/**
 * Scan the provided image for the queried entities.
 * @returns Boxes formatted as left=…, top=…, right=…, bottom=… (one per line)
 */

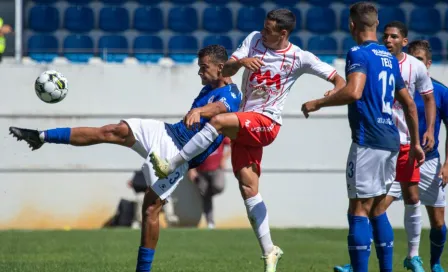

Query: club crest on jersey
left=208, top=95, right=215, bottom=103
left=282, top=63, right=291, bottom=71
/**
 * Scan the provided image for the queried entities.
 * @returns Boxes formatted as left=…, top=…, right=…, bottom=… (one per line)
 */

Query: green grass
left=0, top=228, right=445, bottom=271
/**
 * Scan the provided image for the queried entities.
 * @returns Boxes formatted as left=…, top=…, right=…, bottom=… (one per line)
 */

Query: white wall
left=1, top=60, right=448, bottom=229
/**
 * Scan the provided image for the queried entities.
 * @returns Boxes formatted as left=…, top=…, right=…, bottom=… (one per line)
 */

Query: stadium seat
left=28, top=34, right=58, bottom=62
left=307, top=35, right=337, bottom=63
left=409, top=7, right=441, bottom=34
left=203, top=35, right=233, bottom=54
left=133, top=6, right=164, bottom=33
left=66, top=0, right=91, bottom=4
left=203, top=6, right=233, bottom=33
left=204, top=0, right=230, bottom=4
left=289, top=36, right=303, bottom=48
left=342, top=0, right=359, bottom=4
left=133, top=35, right=164, bottom=63
left=341, top=36, right=357, bottom=56
left=29, top=5, right=59, bottom=33
left=101, top=0, right=126, bottom=5
left=340, top=8, right=349, bottom=32
left=239, top=0, right=259, bottom=6
left=137, top=0, right=162, bottom=5
left=168, top=35, right=198, bottom=63
left=445, top=9, right=448, bottom=31
left=237, top=7, right=266, bottom=32
left=99, top=7, right=129, bottom=32
left=98, top=35, right=128, bottom=63
left=63, top=34, right=94, bottom=63
left=168, top=6, right=198, bottom=33
left=375, top=0, right=402, bottom=5
left=64, top=6, right=94, bottom=33
left=410, top=0, right=437, bottom=6
left=378, top=7, right=405, bottom=32
left=308, top=0, right=333, bottom=6
left=32, top=0, right=57, bottom=4
left=275, top=0, right=298, bottom=6
left=170, top=0, right=195, bottom=4
left=306, top=7, right=335, bottom=34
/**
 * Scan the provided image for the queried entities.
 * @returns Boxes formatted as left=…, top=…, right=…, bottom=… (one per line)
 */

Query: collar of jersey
left=361, top=40, right=379, bottom=46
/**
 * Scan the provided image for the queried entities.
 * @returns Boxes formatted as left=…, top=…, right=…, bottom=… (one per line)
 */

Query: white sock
left=244, top=193, right=274, bottom=255
left=39, top=131, right=45, bottom=142
left=404, top=201, right=422, bottom=258
left=169, top=123, right=219, bottom=171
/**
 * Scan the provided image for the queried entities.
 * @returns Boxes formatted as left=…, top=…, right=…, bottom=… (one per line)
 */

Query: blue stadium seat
left=32, top=0, right=57, bottom=4
left=289, top=36, right=303, bottom=48
left=203, top=6, right=233, bottom=33
left=239, top=0, right=259, bottom=6
left=137, top=0, right=162, bottom=5
left=101, top=0, right=126, bottom=5
left=168, top=35, right=198, bottom=63
left=63, top=34, right=94, bottom=63
left=133, top=35, right=164, bottom=63
left=28, top=34, right=58, bottom=62
left=168, top=6, right=198, bottom=33
left=410, top=0, right=437, bottom=6
left=445, top=9, right=448, bottom=31
left=342, top=0, right=359, bottom=4
left=99, top=7, right=129, bottom=32
left=29, top=5, right=59, bottom=33
left=378, top=8, right=405, bottom=32
left=306, top=7, right=335, bottom=34
left=341, top=36, right=357, bottom=56
left=64, top=6, right=94, bottom=33
left=204, top=0, right=230, bottom=4
left=134, top=6, right=163, bottom=33
left=170, top=0, right=195, bottom=3
left=376, top=0, right=402, bottom=5
left=67, top=0, right=91, bottom=4
left=340, top=8, right=349, bottom=32
left=307, top=35, right=337, bottom=63
left=237, top=7, right=265, bottom=32
left=275, top=0, right=297, bottom=5
left=409, top=7, right=441, bottom=34
left=98, top=35, right=128, bottom=62
left=203, top=35, right=233, bottom=54
left=308, top=0, right=333, bottom=6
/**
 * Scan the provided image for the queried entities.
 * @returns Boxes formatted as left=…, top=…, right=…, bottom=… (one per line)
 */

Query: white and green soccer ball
left=34, top=70, right=68, bottom=103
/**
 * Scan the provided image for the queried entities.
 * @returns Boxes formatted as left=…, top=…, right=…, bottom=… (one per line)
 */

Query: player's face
left=197, top=55, right=223, bottom=85
left=410, top=49, right=432, bottom=69
left=261, top=19, right=286, bottom=49
left=383, top=27, right=408, bottom=56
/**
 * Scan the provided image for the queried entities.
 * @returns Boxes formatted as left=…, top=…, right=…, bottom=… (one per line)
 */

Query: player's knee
left=404, top=194, right=420, bottom=205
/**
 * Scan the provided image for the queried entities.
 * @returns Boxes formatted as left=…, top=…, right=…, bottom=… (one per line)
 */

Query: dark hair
left=349, top=2, right=378, bottom=30
left=408, top=40, right=432, bottom=60
left=384, top=21, right=408, bottom=38
left=266, top=9, right=296, bottom=34
left=197, top=44, right=228, bottom=63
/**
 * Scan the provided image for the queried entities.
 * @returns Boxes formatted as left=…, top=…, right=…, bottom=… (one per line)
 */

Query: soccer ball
left=34, top=70, right=68, bottom=103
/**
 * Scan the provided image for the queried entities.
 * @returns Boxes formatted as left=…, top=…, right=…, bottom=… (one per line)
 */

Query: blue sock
left=347, top=214, right=371, bottom=272
left=371, top=213, right=394, bottom=272
left=430, top=224, right=446, bottom=266
left=136, top=246, right=155, bottom=272
left=44, top=128, right=71, bottom=144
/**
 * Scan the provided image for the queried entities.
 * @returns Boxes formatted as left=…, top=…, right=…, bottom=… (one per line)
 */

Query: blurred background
left=0, top=0, right=448, bottom=231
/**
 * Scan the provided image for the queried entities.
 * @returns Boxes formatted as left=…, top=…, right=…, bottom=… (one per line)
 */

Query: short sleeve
left=345, top=47, right=367, bottom=76
left=231, top=31, right=258, bottom=61
left=301, top=50, right=337, bottom=80
left=213, top=84, right=242, bottom=113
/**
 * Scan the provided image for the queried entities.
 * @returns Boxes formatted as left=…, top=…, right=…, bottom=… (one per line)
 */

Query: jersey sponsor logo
left=351, top=46, right=360, bottom=52
left=245, top=119, right=251, bottom=128
left=250, top=69, right=281, bottom=90
left=250, top=122, right=275, bottom=133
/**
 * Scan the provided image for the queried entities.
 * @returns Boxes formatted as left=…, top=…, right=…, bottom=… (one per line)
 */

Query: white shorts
left=123, top=118, right=189, bottom=200
left=387, top=157, right=446, bottom=207
left=346, top=143, right=398, bottom=199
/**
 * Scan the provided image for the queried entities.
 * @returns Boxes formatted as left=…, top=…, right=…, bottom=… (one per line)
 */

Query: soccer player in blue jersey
left=302, top=2, right=424, bottom=272
left=8, top=45, right=242, bottom=272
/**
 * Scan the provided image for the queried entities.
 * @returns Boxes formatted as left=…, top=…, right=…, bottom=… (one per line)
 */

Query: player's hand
left=422, top=131, right=435, bottom=153
left=239, top=57, right=265, bottom=72
left=301, top=100, right=321, bottom=118
left=187, top=169, right=198, bottom=182
left=184, top=109, right=202, bottom=130
left=438, top=162, right=448, bottom=188
left=409, top=144, right=425, bottom=168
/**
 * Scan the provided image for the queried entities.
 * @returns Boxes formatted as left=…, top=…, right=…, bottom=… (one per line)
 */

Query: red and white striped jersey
left=231, top=31, right=337, bottom=125
left=392, top=53, right=433, bottom=144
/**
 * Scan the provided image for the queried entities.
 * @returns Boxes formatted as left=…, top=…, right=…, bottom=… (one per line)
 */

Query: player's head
left=408, top=40, right=432, bottom=69
left=261, top=9, right=296, bottom=49
left=348, top=2, right=379, bottom=41
left=383, top=21, right=408, bottom=56
left=197, top=44, right=228, bottom=86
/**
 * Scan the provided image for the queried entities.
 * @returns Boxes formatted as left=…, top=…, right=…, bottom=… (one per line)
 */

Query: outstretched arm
left=324, top=74, right=347, bottom=96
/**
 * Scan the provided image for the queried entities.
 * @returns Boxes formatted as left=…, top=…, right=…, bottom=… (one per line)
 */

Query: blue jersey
left=166, top=83, right=242, bottom=169
left=415, top=78, right=448, bottom=160
left=345, top=41, right=405, bottom=151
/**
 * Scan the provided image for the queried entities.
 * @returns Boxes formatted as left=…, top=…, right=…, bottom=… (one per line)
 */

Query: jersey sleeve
left=301, top=51, right=337, bottom=80
left=213, top=84, right=242, bottom=113
left=416, top=61, right=433, bottom=95
left=345, top=47, right=367, bottom=76
left=231, top=31, right=258, bottom=61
